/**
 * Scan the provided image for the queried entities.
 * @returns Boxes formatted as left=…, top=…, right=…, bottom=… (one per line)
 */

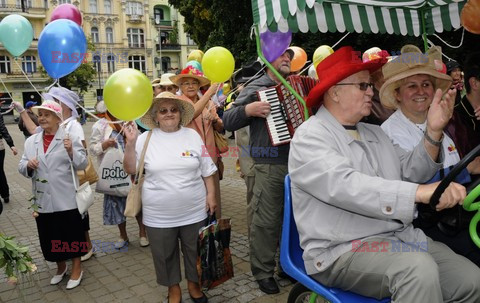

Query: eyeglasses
left=180, top=81, right=199, bottom=87
left=160, top=86, right=177, bottom=92
left=335, top=82, right=374, bottom=91
left=157, top=107, right=179, bottom=115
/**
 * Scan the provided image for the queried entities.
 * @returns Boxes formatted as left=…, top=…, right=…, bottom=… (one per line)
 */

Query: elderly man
left=223, top=48, right=293, bottom=294
left=289, top=46, right=480, bottom=302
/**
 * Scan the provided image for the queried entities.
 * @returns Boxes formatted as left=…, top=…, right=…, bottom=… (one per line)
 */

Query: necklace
left=460, top=99, right=475, bottom=118
left=43, top=134, right=54, bottom=150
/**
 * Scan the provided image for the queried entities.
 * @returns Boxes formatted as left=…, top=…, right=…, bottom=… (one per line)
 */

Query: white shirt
left=381, top=110, right=460, bottom=168
left=135, top=127, right=217, bottom=228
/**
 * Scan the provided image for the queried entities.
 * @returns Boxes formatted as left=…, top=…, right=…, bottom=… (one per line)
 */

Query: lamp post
left=158, top=25, right=162, bottom=76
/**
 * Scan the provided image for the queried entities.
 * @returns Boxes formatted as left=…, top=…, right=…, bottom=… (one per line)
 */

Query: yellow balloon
left=188, top=50, right=203, bottom=63
left=104, top=68, right=153, bottom=121
left=313, top=45, right=334, bottom=68
left=223, top=83, right=231, bottom=95
left=202, top=47, right=235, bottom=83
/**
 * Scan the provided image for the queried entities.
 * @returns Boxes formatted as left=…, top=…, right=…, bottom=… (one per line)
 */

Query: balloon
left=0, top=15, right=33, bottom=57
left=202, top=47, right=235, bottom=83
left=186, top=60, right=202, bottom=72
left=308, top=65, right=318, bottom=79
left=104, top=68, right=153, bottom=121
left=50, top=3, right=82, bottom=26
left=38, top=19, right=87, bottom=79
left=290, top=46, right=307, bottom=72
left=461, top=0, right=480, bottom=34
left=313, top=45, right=334, bottom=68
left=223, top=83, right=231, bottom=95
left=187, top=50, right=204, bottom=62
left=260, top=29, right=292, bottom=62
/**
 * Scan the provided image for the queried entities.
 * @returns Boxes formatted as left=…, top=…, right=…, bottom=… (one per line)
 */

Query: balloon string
left=113, top=123, right=126, bottom=141
left=0, top=76, right=16, bottom=116
left=228, top=65, right=266, bottom=96
left=13, top=58, right=43, bottom=97
left=297, top=60, right=312, bottom=76
left=45, top=79, right=58, bottom=92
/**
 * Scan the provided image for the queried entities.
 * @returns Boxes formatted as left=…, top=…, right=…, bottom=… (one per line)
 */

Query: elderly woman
left=170, top=66, right=223, bottom=217
left=90, top=101, right=148, bottom=248
left=124, top=92, right=217, bottom=303
left=380, top=45, right=480, bottom=265
left=19, top=100, right=88, bottom=289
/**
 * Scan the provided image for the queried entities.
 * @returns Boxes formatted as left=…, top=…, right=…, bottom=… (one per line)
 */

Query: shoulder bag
left=124, top=131, right=152, bottom=217
left=71, top=161, right=95, bottom=215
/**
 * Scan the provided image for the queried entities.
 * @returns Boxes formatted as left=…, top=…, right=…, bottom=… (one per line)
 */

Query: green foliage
left=0, top=234, right=36, bottom=285
left=169, top=20, right=179, bottom=44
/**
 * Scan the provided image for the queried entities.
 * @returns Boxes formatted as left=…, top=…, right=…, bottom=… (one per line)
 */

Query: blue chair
left=280, top=175, right=391, bottom=303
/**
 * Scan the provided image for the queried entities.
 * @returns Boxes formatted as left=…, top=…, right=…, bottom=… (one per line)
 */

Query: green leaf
left=0, top=258, right=6, bottom=268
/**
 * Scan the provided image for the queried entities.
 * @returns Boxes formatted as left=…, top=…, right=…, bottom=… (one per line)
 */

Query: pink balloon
left=50, top=4, right=82, bottom=26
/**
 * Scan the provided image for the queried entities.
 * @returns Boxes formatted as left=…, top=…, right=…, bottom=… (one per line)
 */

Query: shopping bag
left=77, top=155, right=99, bottom=185
left=197, top=215, right=234, bottom=290
left=95, top=148, right=131, bottom=197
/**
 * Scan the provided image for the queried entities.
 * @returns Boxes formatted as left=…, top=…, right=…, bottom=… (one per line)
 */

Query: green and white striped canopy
left=252, top=0, right=466, bottom=36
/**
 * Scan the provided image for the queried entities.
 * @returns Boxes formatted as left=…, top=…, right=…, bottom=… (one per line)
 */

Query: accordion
left=256, top=75, right=318, bottom=146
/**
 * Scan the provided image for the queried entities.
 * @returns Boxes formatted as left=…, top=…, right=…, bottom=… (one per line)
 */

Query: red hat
left=306, top=46, right=388, bottom=108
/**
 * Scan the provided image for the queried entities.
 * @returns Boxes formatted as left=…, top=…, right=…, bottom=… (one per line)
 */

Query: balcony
left=128, top=14, right=143, bottom=23
left=0, top=4, right=47, bottom=18
left=156, top=44, right=180, bottom=51
left=154, top=19, right=172, bottom=28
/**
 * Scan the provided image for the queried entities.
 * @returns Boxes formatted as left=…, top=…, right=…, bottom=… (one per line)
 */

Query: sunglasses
left=157, top=107, right=179, bottom=115
left=180, top=81, right=199, bottom=87
left=335, top=82, right=374, bottom=91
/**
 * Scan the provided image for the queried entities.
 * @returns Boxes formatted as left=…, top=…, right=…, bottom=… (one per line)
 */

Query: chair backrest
left=280, top=175, right=390, bottom=303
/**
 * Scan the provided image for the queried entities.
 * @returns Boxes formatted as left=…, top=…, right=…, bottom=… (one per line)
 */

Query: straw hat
left=140, top=92, right=195, bottom=129
left=379, top=45, right=452, bottom=110
left=170, top=66, right=210, bottom=87
left=151, top=78, right=161, bottom=87
left=31, top=100, right=62, bottom=120
left=306, top=46, right=388, bottom=108
left=159, top=73, right=177, bottom=86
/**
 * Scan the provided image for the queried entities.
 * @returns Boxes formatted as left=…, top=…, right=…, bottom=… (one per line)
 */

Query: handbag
left=71, top=162, right=94, bottom=215
left=77, top=155, right=99, bottom=185
left=95, top=148, right=131, bottom=197
left=213, top=130, right=229, bottom=154
left=197, top=214, right=234, bottom=290
left=124, top=131, right=152, bottom=217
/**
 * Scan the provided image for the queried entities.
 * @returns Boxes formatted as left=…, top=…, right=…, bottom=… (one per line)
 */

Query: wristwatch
left=424, top=130, right=443, bottom=147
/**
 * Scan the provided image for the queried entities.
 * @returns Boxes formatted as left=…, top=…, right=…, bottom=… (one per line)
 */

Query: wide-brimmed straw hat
left=170, top=66, right=210, bottom=87
left=151, top=78, right=161, bottom=87
left=379, top=45, right=452, bottom=110
left=159, top=73, right=177, bottom=86
left=306, top=46, right=388, bottom=108
left=31, top=100, right=62, bottom=120
left=140, top=92, right=195, bottom=129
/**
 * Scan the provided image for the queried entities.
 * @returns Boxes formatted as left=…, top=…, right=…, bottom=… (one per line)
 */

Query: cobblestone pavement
left=0, top=122, right=295, bottom=302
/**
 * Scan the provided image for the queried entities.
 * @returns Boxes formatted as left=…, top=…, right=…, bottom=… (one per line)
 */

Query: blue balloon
left=186, top=60, right=202, bottom=72
left=38, top=19, right=87, bottom=79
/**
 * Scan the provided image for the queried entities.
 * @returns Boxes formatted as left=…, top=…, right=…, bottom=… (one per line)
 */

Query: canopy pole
left=421, top=9, right=428, bottom=52
left=254, top=25, right=309, bottom=119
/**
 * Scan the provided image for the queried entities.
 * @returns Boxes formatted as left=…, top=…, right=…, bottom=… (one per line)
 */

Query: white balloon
left=308, top=65, right=317, bottom=79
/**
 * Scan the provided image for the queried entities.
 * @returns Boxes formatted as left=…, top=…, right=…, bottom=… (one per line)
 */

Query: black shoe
left=3, top=197, right=8, bottom=204
left=277, top=271, right=297, bottom=284
left=189, top=292, right=208, bottom=303
left=257, top=277, right=280, bottom=294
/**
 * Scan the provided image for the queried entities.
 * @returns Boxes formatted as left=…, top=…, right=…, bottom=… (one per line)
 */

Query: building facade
left=0, top=0, right=196, bottom=118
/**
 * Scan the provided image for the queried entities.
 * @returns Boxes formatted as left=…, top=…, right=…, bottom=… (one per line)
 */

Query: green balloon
left=0, top=14, right=34, bottom=57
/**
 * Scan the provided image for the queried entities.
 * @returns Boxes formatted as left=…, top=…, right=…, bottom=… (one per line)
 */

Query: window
left=107, top=55, right=115, bottom=73
left=126, top=1, right=143, bottom=15
left=21, top=55, right=36, bottom=73
left=104, top=0, right=111, bottom=13
left=16, top=0, right=32, bottom=8
left=93, top=55, right=101, bottom=72
left=186, top=34, right=196, bottom=46
left=91, top=27, right=99, bottom=43
left=0, top=0, right=6, bottom=7
left=127, top=28, right=144, bottom=48
left=161, top=57, right=170, bottom=74
left=58, top=0, right=71, bottom=4
left=106, top=27, right=113, bottom=43
left=89, top=0, right=97, bottom=13
left=128, top=55, right=145, bottom=73
left=154, top=7, right=164, bottom=24
left=0, top=56, right=10, bottom=74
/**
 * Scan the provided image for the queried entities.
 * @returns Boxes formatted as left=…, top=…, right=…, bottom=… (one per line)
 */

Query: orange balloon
left=461, top=0, right=480, bottom=34
left=290, top=46, right=307, bottom=72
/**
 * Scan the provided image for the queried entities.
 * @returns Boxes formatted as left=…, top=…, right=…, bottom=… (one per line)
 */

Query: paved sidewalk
left=0, top=122, right=295, bottom=303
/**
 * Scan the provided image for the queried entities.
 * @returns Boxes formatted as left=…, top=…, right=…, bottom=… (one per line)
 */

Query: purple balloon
left=260, top=30, right=292, bottom=62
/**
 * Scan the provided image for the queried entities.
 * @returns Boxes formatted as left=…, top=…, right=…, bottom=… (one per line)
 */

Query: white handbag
left=71, top=162, right=94, bottom=214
